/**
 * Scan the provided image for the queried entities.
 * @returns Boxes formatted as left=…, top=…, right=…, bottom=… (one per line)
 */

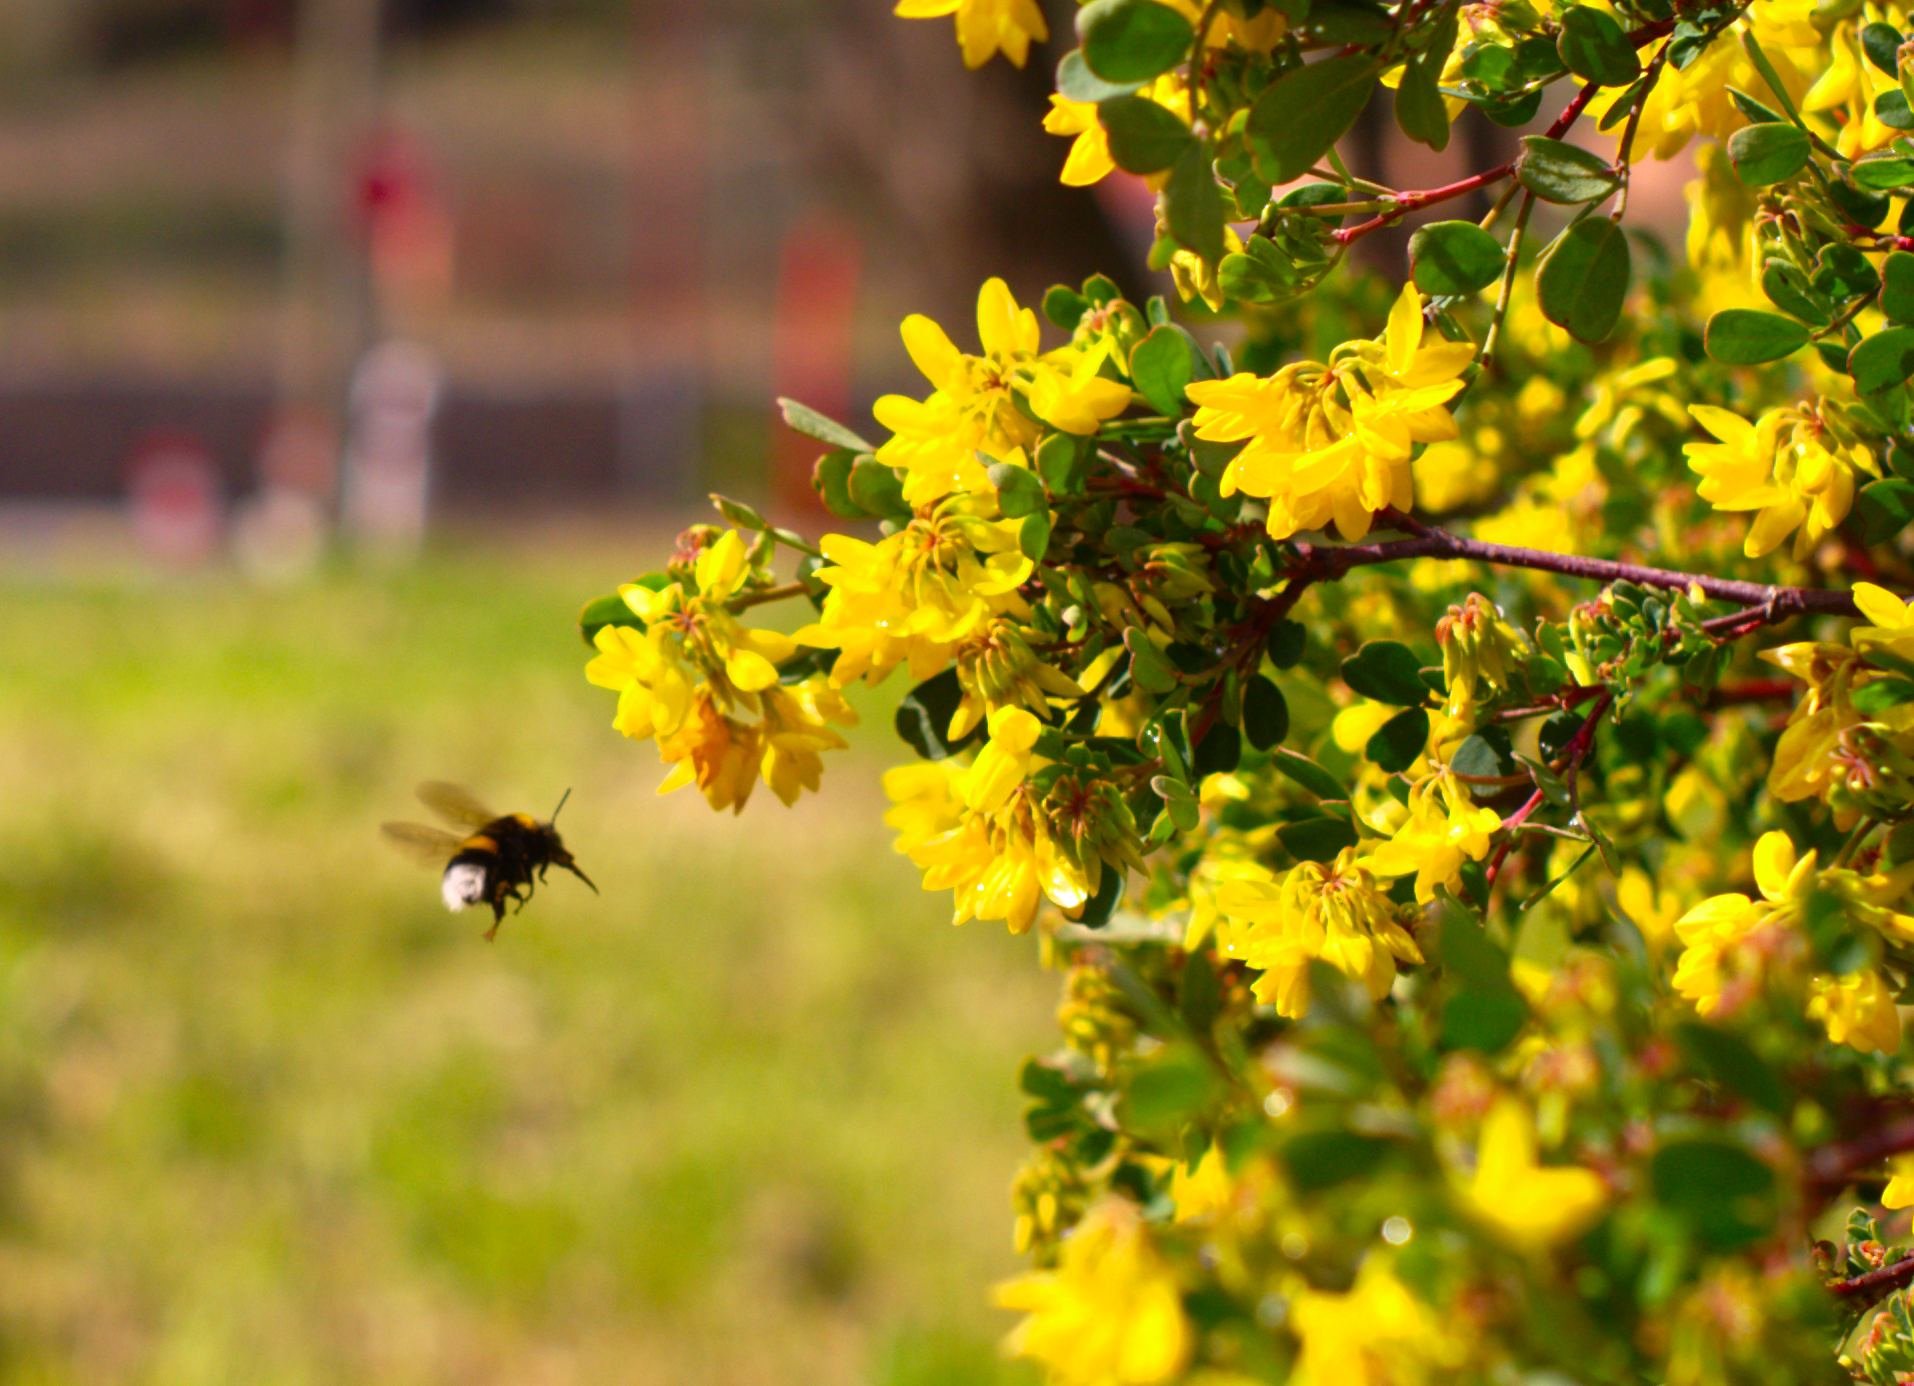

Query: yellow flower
left=1852, top=581, right=1914, bottom=661
left=895, top=0, right=1048, bottom=68
left=1436, top=592, right=1527, bottom=724
left=795, top=499, right=1034, bottom=686
left=1460, top=1097, right=1608, bottom=1250
left=1615, top=867, right=1684, bottom=952
left=1169, top=1145, right=1239, bottom=1225
left=875, top=279, right=1130, bottom=504
left=995, top=1201, right=1190, bottom=1386
left=1672, top=831, right=1809, bottom=1017
left=584, top=529, right=849, bottom=810
left=1290, top=1257, right=1463, bottom=1385
left=1363, top=771, right=1502, bottom=903
left=1807, top=968, right=1903, bottom=1054
left=1042, top=96, right=1114, bottom=187
left=965, top=705, right=1044, bottom=813
left=1683, top=402, right=1871, bottom=560
left=1214, top=847, right=1422, bottom=1016
left=1185, top=283, right=1473, bottom=540
left=1884, top=1155, right=1914, bottom=1210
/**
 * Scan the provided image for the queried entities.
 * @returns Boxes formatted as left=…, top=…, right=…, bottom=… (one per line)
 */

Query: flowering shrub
left=580, top=0, right=1914, bottom=1377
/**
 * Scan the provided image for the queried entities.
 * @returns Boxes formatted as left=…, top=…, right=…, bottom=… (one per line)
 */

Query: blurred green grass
left=0, top=540, right=1047, bottom=1386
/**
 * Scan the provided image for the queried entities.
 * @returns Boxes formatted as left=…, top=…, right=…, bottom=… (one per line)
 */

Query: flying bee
left=382, top=782, right=596, bottom=939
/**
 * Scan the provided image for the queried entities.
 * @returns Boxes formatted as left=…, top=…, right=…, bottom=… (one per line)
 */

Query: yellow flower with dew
left=1460, top=1097, right=1608, bottom=1250
left=1363, top=771, right=1502, bottom=903
left=1215, top=848, right=1422, bottom=1017
left=874, top=279, right=1129, bottom=503
left=894, top=0, right=1047, bottom=69
left=1289, top=1256, right=1464, bottom=1385
left=995, top=1200, right=1190, bottom=1386
left=1185, top=282, right=1473, bottom=540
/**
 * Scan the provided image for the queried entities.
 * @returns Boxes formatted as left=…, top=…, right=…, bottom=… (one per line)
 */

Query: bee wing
left=382, top=820, right=465, bottom=866
left=415, top=781, right=498, bottom=829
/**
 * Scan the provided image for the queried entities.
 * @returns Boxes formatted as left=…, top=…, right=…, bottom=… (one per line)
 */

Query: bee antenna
left=550, top=786, right=573, bottom=823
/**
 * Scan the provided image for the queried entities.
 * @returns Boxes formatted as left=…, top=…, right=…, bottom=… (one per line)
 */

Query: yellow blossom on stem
left=1884, top=1155, right=1914, bottom=1210
left=894, top=0, right=1048, bottom=69
left=1852, top=582, right=1914, bottom=661
left=1289, top=1257, right=1464, bottom=1385
left=1363, top=771, right=1502, bottom=903
left=1460, top=1097, right=1608, bottom=1250
left=1214, top=847, right=1421, bottom=1016
left=874, top=279, right=1129, bottom=504
left=1185, top=282, right=1473, bottom=540
left=995, top=1200, right=1190, bottom=1386
left=1683, top=402, right=1871, bottom=560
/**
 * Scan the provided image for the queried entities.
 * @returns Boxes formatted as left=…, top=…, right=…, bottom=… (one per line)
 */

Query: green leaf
left=1760, top=259, right=1832, bottom=328
left=1098, top=93, right=1195, bottom=173
left=894, top=669, right=981, bottom=760
left=1850, top=326, right=1914, bottom=394
left=1451, top=726, right=1515, bottom=778
left=1703, top=308, right=1809, bottom=365
left=1277, top=816, right=1359, bottom=862
left=777, top=396, right=873, bottom=452
left=1280, top=1130, right=1389, bottom=1192
left=1266, top=620, right=1306, bottom=668
left=1341, top=640, right=1429, bottom=706
left=811, top=448, right=867, bottom=519
left=1556, top=6, right=1641, bottom=85
left=1726, top=121, right=1810, bottom=185
left=1164, top=141, right=1226, bottom=263
left=1435, top=900, right=1518, bottom=994
left=1270, top=748, right=1348, bottom=800
left=1364, top=707, right=1429, bottom=772
left=1020, top=509, right=1054, bottom=562
left=847, top=456, right=909, bottom=520
left=1179, top=950, right=1223, bottom=1033
left=1125, top=628, right=1179, bottom=694
left=1122, top=1044, right=1219, bottom=1135
left=1409, top=220, right=1505, bottom=296
left=1129, top=325, right=1199, bottom=414
left=1865, top=21, right=1904, bottom=75
left=709, top=492, right=766, bottom=531
left=989, top=460, right=1048, bottom=518
left=1055, top=47, right=1143, bottom=103
left=1243, top=674, right=1290, bottom=750
left=1855, top=477, right=1914, bottom=544
left=1516, top=135, right=1620, bottom=204
left=1191, top=723, right=1241, bottom=777
left=1151, top=774, right=1201, bottom=832
left=1245, top=54, right=1382, bottom=185
left=1036, top=433, right=1086, bottom=494
left=1536, top=216, right=1632, bottom=343
left=1673, top=1022, right=1788, bottom=1117
left=1816, top=242, right=1882, bottom=298
left=1651, top=1138, right=1775, bottom=1251
left=1078, top=0, right=1195, bottom=83
left=1440, top=989, right=1528, bottom=1053
left=1853, top=149, right=1914, bottom=191
left=1883, top=251, right=1914, bottom=323
left=1393, top=42, right=1450, bottom=150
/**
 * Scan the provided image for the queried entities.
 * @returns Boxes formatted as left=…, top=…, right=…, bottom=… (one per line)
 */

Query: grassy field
left=0, top=535, right=1049, bottom=1385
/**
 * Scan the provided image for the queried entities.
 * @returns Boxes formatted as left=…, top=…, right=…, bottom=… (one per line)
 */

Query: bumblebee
left=382, top=782, right=596, bottom=939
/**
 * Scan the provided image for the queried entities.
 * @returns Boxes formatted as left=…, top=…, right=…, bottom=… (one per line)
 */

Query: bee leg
left=484, top=896, right=506, bottom=942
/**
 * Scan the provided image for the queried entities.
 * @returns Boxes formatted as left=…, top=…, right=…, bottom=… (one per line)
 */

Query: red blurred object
left=126, top=431, right=223, bottom=569
left=355, top=127, right=455, bottom=318
left=771, top=217, right=863, bottom=514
